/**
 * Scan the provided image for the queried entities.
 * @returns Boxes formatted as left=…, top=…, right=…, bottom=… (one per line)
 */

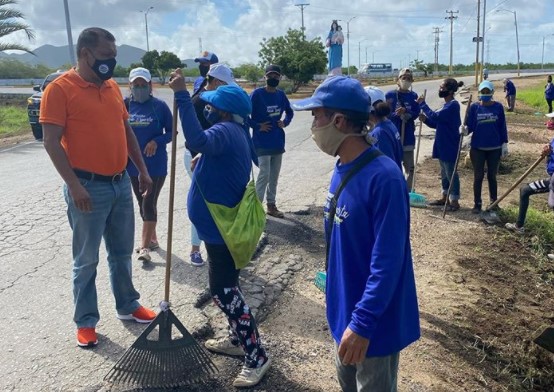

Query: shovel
left=480, top=155, right=545, bottom=224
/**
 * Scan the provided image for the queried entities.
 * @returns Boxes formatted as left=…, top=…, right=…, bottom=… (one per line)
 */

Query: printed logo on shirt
left=129, top=113, right=155, bottom=127
left=266, top=105, right=282, bottom=118
left=476, top=111, right=498, bottom=125
left=324, top=192, right=350, bottom=225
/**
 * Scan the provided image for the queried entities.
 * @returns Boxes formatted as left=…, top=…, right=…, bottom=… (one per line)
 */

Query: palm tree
left=0, top=0, right=35, bottom=53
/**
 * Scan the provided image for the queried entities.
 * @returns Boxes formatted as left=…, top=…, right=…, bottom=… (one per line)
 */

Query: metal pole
left=63, top=0, right=75, bottom=64
left=543, top=36, right=546, bottom=70
left=480, top=0, right=486, bottom=82
left=145, top=12, right=149, bottom=52
left=346, top=16, right=356, bottom=76
left=365, top=47, right=368, bottom=63
left=446, top=10, right=458, bottom=75
left=514, top=11, right=520, bottom=76
left=475, top=0, right=481, bottom=87
left=358, top=41, right=361, bottom=70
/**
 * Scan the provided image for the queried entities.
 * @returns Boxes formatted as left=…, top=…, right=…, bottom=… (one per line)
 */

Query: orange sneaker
left=77, top=327, right=98, bottom=348
left=117, top=305, right=156, bottom=323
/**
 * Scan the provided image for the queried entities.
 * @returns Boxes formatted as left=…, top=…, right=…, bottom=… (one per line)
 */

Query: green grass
left=500, top=206, right=554, bottom=255
left=517, top=83, right=549, bottom=113
left=0, top=106, right=30, bottom=138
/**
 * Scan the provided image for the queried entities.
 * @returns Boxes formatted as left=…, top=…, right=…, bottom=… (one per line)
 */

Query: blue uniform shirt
left=386, top=90, right=420, bottom=147
left=421, top=99, right=462, bottom=162
left=369, top=119, right=403, bottom=168
left=467, top=102, right=508, bottom=149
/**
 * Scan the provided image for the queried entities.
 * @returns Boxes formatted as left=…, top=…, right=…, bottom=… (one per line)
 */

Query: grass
left=0, top=106, right=30, bottom=138
left=516, top=82, right=550, bottom=113
left=500, top=206, right=554, bottom=257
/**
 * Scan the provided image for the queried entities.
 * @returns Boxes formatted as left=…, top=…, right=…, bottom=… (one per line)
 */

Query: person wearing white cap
left=463, top=80, right=509, bottom=213
left=126, top=67, right=173, bottom=263
left=184, top=63, right=238, bottom=267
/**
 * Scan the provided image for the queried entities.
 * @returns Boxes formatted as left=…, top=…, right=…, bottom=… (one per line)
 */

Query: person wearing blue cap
left=292, top=76, right=420, bottom=392
left=250, top=64, right=294, bottom=218
left=462, top=80, right=509, bottom=213
left=169, top=69, right=270, bottom=388
left=192, top=51, right=219, bottom=94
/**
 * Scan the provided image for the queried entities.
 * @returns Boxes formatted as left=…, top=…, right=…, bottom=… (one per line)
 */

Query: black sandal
left=445, top=203, right=460, bottom=212
left=429, top=199, right=447, bottom=206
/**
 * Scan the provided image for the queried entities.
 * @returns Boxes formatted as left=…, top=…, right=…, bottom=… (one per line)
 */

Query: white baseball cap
left=207, top=63, right=238, bottom=86
left=365, top=86, right=386, bottom=112
left=129, top=67, right=151, bottom=83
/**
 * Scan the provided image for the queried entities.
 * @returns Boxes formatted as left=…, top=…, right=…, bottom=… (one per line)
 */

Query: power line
left=432, top=27, right=443, bottom=73
left=446, top=10, right=459, bottom=74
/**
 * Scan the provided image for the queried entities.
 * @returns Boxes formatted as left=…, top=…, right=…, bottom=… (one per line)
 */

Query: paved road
left=0, top=71, right=534, bottom=391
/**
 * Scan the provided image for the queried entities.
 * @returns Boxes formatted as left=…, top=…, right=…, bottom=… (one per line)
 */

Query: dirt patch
left=0, top=133, right=34, bottom=148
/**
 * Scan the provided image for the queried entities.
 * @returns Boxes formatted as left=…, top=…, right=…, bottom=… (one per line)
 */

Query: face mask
left=310, top=116, right=362, bottom=156
left=438, top=90, right=450, bottom=98
left=90, top=55, right=116, bottom=81
left=399, top=80, right=412, bottom=90
left=203, top=106, right=222, bottom=125
left=199, top=64, right=210, bottom=77
left=479, top=94, right=493, bottom=102
left=130, top=86, right=151, bottom=103
left=266, top=78, right=280, bottom=88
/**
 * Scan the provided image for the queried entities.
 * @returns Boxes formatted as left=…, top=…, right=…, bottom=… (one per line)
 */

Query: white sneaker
left=137, top=248, right=151, bottom=262
left=505, top=222, right=525, bottom=234
left=232, top=357, right=272, bottom=388
left=205, top=337, right=244, bottom=356
left=548, top=254, right=554, bottom=261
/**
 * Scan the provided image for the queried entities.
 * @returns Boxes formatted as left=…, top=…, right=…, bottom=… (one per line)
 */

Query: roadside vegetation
left=517, top=80, right=551, bottom=113
left=0, top=105, right=29, bottom=137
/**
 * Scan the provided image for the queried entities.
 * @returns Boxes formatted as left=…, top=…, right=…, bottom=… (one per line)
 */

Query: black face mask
left=90, top=55, right=116, bottom=81
left=438, top=90, right=450, bottom=98
left=199, top=64, right=210, bottom=77
left=267, top=78, right=280, bottom=88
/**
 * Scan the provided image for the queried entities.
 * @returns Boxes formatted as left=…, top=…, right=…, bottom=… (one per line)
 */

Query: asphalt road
left=0, top=71, right=535, bottom=391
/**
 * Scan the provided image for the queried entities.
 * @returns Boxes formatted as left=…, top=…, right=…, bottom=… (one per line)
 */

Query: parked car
left=27, top=70, right=65, bottom=140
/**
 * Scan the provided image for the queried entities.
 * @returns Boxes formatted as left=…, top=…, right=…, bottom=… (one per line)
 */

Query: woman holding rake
left=417, top=78, right=464, bottom=211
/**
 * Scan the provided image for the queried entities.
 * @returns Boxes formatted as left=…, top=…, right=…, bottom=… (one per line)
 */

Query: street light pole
left=497, top=9, right=520, bottom=76
left=346, top=16, right=356, bottom=76
left=358, top=39, right=367, bottom=70
left=141, top=6, right=154, bottom=52
left=63, top=0, right=75, bottom=64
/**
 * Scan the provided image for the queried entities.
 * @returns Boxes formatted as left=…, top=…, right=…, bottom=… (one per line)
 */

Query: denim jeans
left=64, top=174, right=140, bottom=328
left=335, top=345, right=399, bottom=392
left=439, top=160, right=460, bottom=200
left=184, top=149, right=201, bottom=247
left=256, top=154, right=283, bottom=204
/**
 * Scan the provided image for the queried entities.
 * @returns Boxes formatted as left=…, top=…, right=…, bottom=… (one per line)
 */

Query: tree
left=258, top=29, right=327, bottom=92
left=140, top=50, right=183, bottom=84
left=409, top=59, right=432, bottom=77
left=0, top=0, right=35, bottom=54
left=233, top=63, right=264, bottom=83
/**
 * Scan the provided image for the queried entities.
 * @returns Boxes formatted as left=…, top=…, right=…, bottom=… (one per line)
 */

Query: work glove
left=459, top=125, right=468, bottom=136
left=501, top=143, right=509, bottom=158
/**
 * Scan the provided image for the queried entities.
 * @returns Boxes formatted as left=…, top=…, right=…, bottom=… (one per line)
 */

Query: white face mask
left=399, top=80, right=412, bottom=90
left=310, top=115, right=363, bottom=156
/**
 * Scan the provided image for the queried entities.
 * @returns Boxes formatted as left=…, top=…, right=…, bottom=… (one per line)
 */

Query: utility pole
left=487, top=39, right=490, bottom=65
left=294, top=1, right=310, bottom=38
left=346, top=16, right=357, bottom=76
left=140, top=6, right=154, bottom=52
left=198, top=37, right=202, bottom=54
left=480, top=0, right=487, bottom=82
left=474, top=0, right=481, bottom=87
left=445, top=10, right=458, bottom=75
left=432, top=27, right=442, bottom=74
left=63, top=0, right=75, bottom=64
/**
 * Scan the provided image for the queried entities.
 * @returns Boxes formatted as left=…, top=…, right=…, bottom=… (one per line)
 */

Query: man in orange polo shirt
left=41, top=27, right=156, bottom=348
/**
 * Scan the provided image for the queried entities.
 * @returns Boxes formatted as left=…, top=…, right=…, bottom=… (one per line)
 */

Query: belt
left=74, top=169, right=126, bottom=182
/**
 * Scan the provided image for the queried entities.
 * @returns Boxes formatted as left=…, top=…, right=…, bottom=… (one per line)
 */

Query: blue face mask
left=203, top=106, right=222, bottom=125
left=479, top=94, right=493, bottom=102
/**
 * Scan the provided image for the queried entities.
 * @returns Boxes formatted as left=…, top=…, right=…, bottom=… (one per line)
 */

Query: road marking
left=0, top=140, right=37, bottom=153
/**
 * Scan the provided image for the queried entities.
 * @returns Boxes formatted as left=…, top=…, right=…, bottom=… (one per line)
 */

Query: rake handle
left=485, top=154, right=545, bottom=211
left=443, top=94, right=472, bottom=218
left=412, top=89, right=427, bottom=193
left=164, top=99, right=179, bottom=302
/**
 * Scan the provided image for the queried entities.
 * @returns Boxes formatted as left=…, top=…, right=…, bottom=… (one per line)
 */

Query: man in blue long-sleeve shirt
left=292, top=76, right=420, bottom=392
left=250, top=64, right=294, bottom=218
left=504, top=78, right=516, bottom=112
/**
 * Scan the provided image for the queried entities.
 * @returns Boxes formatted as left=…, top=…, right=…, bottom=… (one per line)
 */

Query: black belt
left=74, top=169, right=126, bottom=182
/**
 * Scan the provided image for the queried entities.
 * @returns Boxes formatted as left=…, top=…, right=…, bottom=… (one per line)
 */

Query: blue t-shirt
left=250, top=87, right=294, bottom=156
left=126, top=96, right=173, bottom=177
left=467, top=102, right=508, bottom=149
left=545, top=83, right=554, bottom=100
left=193, top=76, right=205, bottom=94
left=175, top=90, right=253, bottom=244
left=386, top=90, right=420, bottom=147
left=504, top=80, right=516, bottom=96
left=421, top=99, right=462, bottom=162
left=369, top=119, right=402, bottom=168
left=547, top=138, right=554, bottom=176
left=324, top=147, right=420, bottom=357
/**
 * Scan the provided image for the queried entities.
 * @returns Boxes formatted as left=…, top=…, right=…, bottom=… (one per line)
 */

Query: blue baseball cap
left=478, top=80, right=494, bottom=92
left=194, top=51, right=219, bottom=64
left=291, top=76, right=370, bottom=115
left=200, top=85, right=252, bottom=119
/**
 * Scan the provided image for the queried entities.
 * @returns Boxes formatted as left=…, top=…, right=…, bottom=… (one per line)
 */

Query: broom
left=409, top=89, right=427, bottom=208
left=104, top=99, right=218, bottom=389
left=443, top=94, right=473, bottom=218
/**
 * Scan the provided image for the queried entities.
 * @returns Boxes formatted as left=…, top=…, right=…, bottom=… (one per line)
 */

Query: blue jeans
left=439, top=160, right=460, bottom=201
left=256, top=154, right=283, bottom=204
left=184, top=150, right=201, bottom=247
left=64, top=174, right=140, bottom=328
left=335, top=345, right=399, bottom=392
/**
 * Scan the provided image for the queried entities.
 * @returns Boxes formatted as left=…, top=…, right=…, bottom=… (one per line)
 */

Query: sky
left=5, top=0, right=554, bottom=69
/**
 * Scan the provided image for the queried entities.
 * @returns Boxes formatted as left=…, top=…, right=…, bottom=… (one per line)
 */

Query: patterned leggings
left=206, top=243, right=268, bottom=369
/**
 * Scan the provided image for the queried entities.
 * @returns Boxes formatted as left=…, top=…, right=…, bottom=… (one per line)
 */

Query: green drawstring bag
left=204, top=180, right=266, bottom=270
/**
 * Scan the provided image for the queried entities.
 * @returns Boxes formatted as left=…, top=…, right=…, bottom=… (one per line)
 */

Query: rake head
left=104, top=308, right=218, bottom=389
left=409, top=191, right=428, bottom=208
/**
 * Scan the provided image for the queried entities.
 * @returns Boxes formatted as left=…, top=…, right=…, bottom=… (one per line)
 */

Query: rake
left=104, top=99, right=217, bottom=389
left=410, top=89, right=427, bottom=208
